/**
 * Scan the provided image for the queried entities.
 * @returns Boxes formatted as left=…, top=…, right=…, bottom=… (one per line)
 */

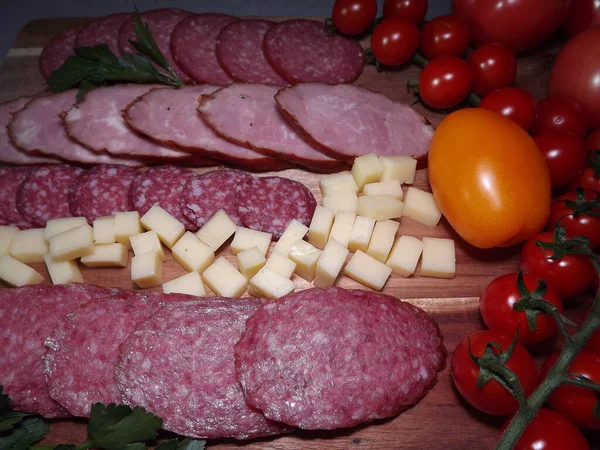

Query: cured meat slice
left=0, top=166, right=35, bottom=228
left=17, top=164, right=84, bottom=227
left=118, top=8, right=192, bottom=83
left=199, top=84, right=345, bottom=172
left=75, top=13, right=131, bottom=55
left=116, top=300, right=292, bottom=439
left=170, top=14, right=238, bottom=85
left=39, top=23, right=86, bottom=79
left=129, top=165, right=197, bottom=230
left=235, top=176, right=317, bottom=240
left=182, top=168, right=253, bottom=228
left=276, top=83, right=435, bottom=161
left=68, top=165, right=139, bottom=222
left=8, top=91, right=143, bottom=166
left=0, top=284, right=117, bottom=417
left=124, top=86, right=288, bottom=171
left=263, top=19, right=364, bottom=85
left=216, top=20, right=288, bottom=85
left=235, top=287, right=446, bottom=430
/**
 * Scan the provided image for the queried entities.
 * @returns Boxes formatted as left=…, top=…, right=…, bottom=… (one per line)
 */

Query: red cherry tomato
left=419, top=15, right=470, bottom=60
left=371, top=18, right=419, bottom=67
left=540, top=350, right=600, bottom=429
left=587, top=129, right=600, bottom=152
left=418, top=56, right=472, bottom=109
left=533, top=131, right=587, bottom=190
left=534, top=97, right=589, bottom=138
left=451, top=330, right=538, bottom=415
left=547, top=189, right=600, bottom=248
left=520, top=231, right=595, bottom=299
left=479, top=87, right=537, bottom=132
left=574, top=156, right=600, bottom=192
left=383, top=0, right=428, bottom=24
left=332, top=0, right=378, bottom=35
left=564, top=0, right=600, bottom=39
left=468, top=43, right=517, bottom=97
left=502, top=408, right=591, bottom=450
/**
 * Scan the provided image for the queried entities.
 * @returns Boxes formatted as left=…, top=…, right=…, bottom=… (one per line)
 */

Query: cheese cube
left=273, top=220, right=309, bottom=255
left=379, top=156, right=417, bottom=184
left=0, top=226, right=18, bottom=256
left=386, top=235, right=423, bottom=277
left=45, top=217, right=87, bottom=241
left=130, top=231, right=165, bottom=261
left=402, top=187, right=442, bottom=228
left=114, top=211, right=143, bottom=248
left=171, top=232, right=215, bottom=273
left=357, top=195, right=404, bottom=221
left=352, top=153, right=383, bottom=191
left=308, top=205, right=334, bottom=250
left=131, top=251, right=163, bottom=288
left=195, top=209, right=237, bottom=252
left=348, top=215, right=376, bottom=253
left=367, top=220, right=399, bottom=263
left=140, top=205, right=185, bottom=249
left=202, top=257, right=248, bottom=297
left=363, top=180, right=404, bottom=199
left=289, top=240, right=321, bottom=282
left=237, top=246, right=267, bottom=279
left=329, top=211, right=356, bottom=248
left=48, top=224, right=94, bottom=261
left=344, top=250, right=392, bottom=291
left=319, top=171, right=358, bottom=196
left=43, top=253, right=83, bottom=285
left=265, top=251, right=296, bottom=279
left=93, top=216, right=116, bottom=244
left=0, top=255, right=43, bottom=287
left=162, top=271, right=206, bottom=297
left=231, top=227, right=271, bottom=257
left=11, top=228, right=49, bottom=263
left=80, top=243, right=129, bottom=267
left=321, top=191, right=358, bottom=215
left=249, top=266, right=295, bottom=300
left=314, top=238, right=349, bottom=287
left=421, top=237, right=456, bottom=279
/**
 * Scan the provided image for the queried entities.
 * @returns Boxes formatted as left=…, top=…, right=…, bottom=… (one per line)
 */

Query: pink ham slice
left=75, top=13, right=131, bottom=56
left=275, top=83, right=434, bottom=161
left=39, top=23, right=86, bottom=79
left=198, top=84, right=346, bottom=172
left=124, top=86, right=289, bottom=171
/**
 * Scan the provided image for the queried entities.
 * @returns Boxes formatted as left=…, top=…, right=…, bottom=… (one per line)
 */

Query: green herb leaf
left=0, top=386, right=30, bottom=432
left=155, top=438, right=206, bottom=450
left=130, top=8, right=169, bottom=71
left=54, top=444, right=78, bottom=450
left=0, top=417, right=49, bottom=450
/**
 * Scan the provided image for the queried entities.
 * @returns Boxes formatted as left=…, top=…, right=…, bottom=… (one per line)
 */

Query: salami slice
left=170, top=14, right=238, bottom=85
left=235, top=176, right=317, bottom=240
left=39, top=23, right=86, bottom=79
left=216, top=20, right=288, bottom=85
left=75, top=13, right=131, bottom=56
left=17, top=164, right=84, bottom=227
left=235, top=287, right=446, bottom=430
left=263, top=19, right=364, bottom=85
left=68, top=165, right=140, bottom=222
left=0, top=284, right=117, bottom=417
left=116, top=300, right=292, bottom=439
left=124, top=86, right=288, bottom=170
left=182, top=168, right=253, bottom=228
left=0, top=166, right=35, bottom=228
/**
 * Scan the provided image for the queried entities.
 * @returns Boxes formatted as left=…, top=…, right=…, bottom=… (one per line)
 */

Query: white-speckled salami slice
left=39, top=23, right=86, bottom=79
left=75, top=13, right=131, bottom=56
left=0, top=166, right=36, bottom=228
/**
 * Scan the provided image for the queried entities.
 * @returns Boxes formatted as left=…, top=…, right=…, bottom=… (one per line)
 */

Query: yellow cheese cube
left=308, top=205, right=334, bottom=250
left=0, top=226, right=18, bottom=256
left=202, top=257, right=248, bottom=297
left=357, top=195, right=404, bottom=221
left=140, top=204, right=185, bottom=249
left=0, top=255, right=43, bottom=287
left=131, top=251, right=163, bottom=288
left=363, top=180, right=404, bottom=199
left=319, top=171, right=358, bottom=196
left=379, top=156, right=417, bottom=184
left=171, top=232, right=215, bottom=273
left=402, top=187, right=442, bottom=228
left=421, top=237, right=456, bottom=279
left=45, top=217, right=87, bottom=241
left=48, top=223, right=94, bottom=261
left=273, top=220, right=309, bottom=255
left=11, top=228, right=49, bottom=263
left=329, top=211, right=356, bottom=248
left=195, top=209, right=237, bottom=252
left=352, top=153, right=383, bottom=191
left=248, top=266, right=295, bottom=300
left=93, top=216, right=116, bottom=244
left=321, top=191, right=358, bottom=216
left=80, top=243, right=129, bottom=267
left=43, top=253, right=83, bottom=285
left=367, top=220, right=400, bottom=263
left=344, top=250, right=392, bottom=291
left=348, top=215, right=376, bottom=253
left=162, top=271, right=206, bottom=297
left=114, top=211, right=143, bottom=248
left=236, top=246, right=267, bottom=279
left=231, top=227, right=272, bottom=257
left=265, top=251, right=296, bottom=279
left=386, top=235, right=423, bottom=277
left=130, top=231, right=165, bottom=261
left=314, top=238, right=349, bottom=287
left=289, top=240, right=321, bottom=282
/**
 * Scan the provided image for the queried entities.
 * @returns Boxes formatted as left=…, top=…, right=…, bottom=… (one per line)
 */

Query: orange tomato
left=428, top=108, right=551, bottom=249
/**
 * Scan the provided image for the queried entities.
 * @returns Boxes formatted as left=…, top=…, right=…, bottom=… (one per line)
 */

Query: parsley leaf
left=155, top=438, right=206, bottom=450
left=0, top=417, right=49, bottom=450
left=0, top=386, right=30, bottom=432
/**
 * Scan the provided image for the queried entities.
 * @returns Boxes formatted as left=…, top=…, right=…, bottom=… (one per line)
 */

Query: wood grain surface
left=1, top=17, right=598, bottom=450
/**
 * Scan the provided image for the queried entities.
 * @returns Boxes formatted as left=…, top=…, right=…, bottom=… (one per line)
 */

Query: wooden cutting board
left=1, top=17, right=597, bottom=450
